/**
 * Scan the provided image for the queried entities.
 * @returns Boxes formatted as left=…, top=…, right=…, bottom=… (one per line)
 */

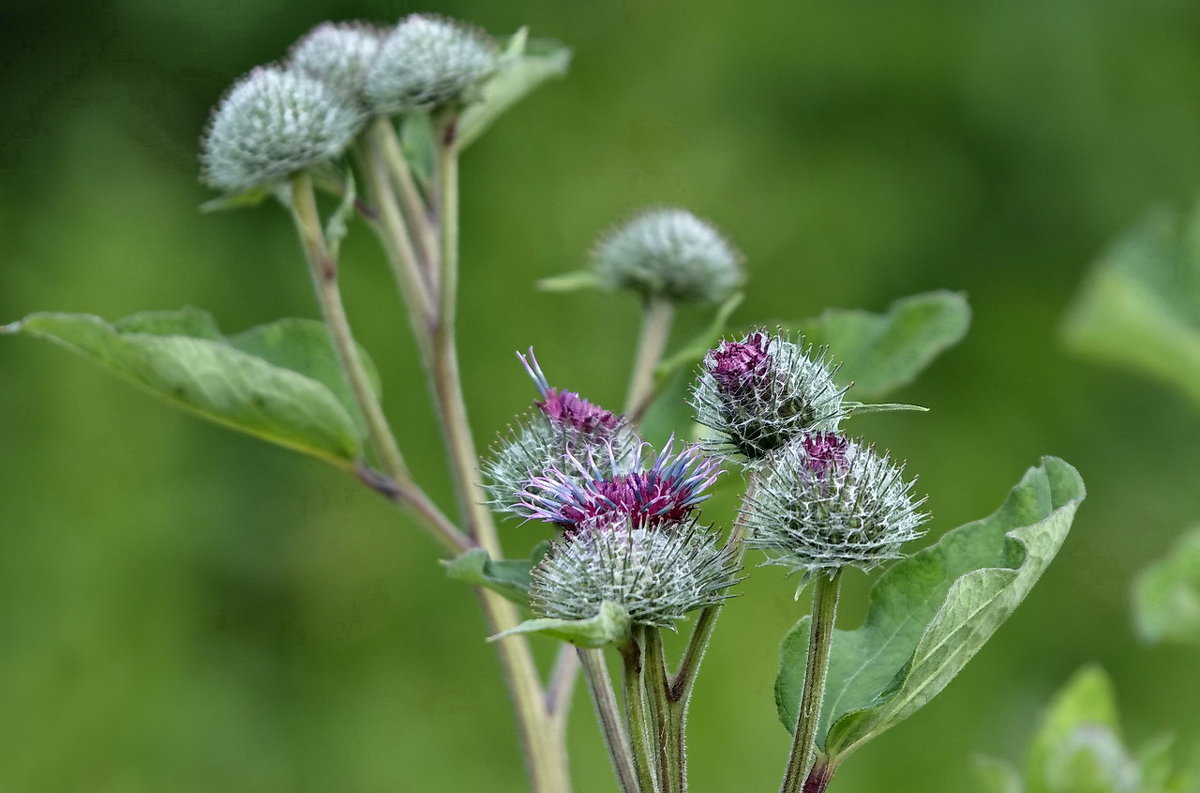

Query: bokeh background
left=2, top=1, right=1199, bottom=791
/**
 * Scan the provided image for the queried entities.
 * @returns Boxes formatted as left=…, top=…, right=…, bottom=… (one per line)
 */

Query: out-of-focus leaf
left=1027, top=666, right=1121, bottom=793
left=536, top=269, right=602, bottom=293
left=1132, top=525, right=1200, bottom=645
left=776, top=458, right=1084, bottom=764
left=443, top=542, right=551, bottom=606
left=1044, top=726, right=1140, bottom=793
left=790, top=291, right=970, bottom=398
left=459, top=31, right=572, bottom=148
left=974, top=756, right=1025, bottom=793
left=490, top=600, right=631, bottom=648
left=400, top=113, right=437, bottom=188
left=199, top=186, right=271, bottom=213
left=1062, top=204, right=1200, bottom=405
left=4, top=309, right=371, bottom=465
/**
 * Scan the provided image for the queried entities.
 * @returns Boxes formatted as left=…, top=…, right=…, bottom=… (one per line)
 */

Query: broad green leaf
left=776, top=457, right=1084, bottom=763
left=1043, top=726, right=1140, bottom=793
left=790, top=291, right=970, bottom=398
left=1132, top=525, right=1200, bottom=645
left=443, top=542, right=551, bottom=606
left=1062, top=204, right=1200, bottom=405
left=459, top=32, right=572, bottom=149
left=974, top=756, right=1025, bottom=793
left=1027, top=666, right=1121, bottom=793
left=4, top=309, right=371, bottom=465
left=490, top=600, right=631, bottom=648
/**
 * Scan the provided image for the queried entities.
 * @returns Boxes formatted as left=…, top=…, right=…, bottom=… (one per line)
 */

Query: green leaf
left=1062, top=204, right=1200, bottom=405
left=490, top=601, right=631, bottom=648
left=974, top=756, right=1025, bottom=793
left=790, top=291, right=971, bottom=398
left=536, top=269, right=602, bottom=293
left=199, top=186, right=271, bottom=213
left=1132, top=525, right=1200, bottom=645
left=1027, top=666, right=1122, bottom=793
left=443, top=542, right=551, bottom=606
left=459, top=32, right=572, bottom=149
left=399, top=113, right=437, bottom=188
left=776, top=457, right=1085, bottom=763
left=4, top=309, right=371, bottom=465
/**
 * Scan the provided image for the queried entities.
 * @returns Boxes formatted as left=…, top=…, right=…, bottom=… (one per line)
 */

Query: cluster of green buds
left=201, top=14, right=499, bottom=196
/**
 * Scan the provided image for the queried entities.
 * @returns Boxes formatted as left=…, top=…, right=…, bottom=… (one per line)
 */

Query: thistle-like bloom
left=201, top=67, right=363, bottom=194
left=743, top=433, right=927, bottom=576
left=483, top=350, right=640, bottom=518
left=365, top=14, right=498, bottom=115
left=592, top=208, right=744, bottom=304
left=692, top=331, right=846, bottom=460
left=289, top=22, right=383, bottom=105
left=518, top=441, right=721, bottom=531
left=529, top=518, right=741, bottom=629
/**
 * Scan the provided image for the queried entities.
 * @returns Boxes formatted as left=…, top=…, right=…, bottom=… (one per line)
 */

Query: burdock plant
left=3, top=10, right=1087, bottom=793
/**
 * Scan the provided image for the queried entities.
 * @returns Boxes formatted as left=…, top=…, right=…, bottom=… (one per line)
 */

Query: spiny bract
left=290, top=22, right=384, bottom=106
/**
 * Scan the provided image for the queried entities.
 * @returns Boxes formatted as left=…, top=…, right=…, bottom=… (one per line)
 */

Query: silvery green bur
left=365, top=14, right=498, bottom=115
left=593, top=207, right=744, bottom=304
left=744, top=432, right=927, bottom=577
left=692, top=331, right=846, bottom=460
left=201, top=67, right=363, bottom=195
left=289, top=22, right=383, bottom=106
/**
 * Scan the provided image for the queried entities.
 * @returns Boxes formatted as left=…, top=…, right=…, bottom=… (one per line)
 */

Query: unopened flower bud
left=529, top=519, right=740, bottom=629
left=592, top=208, right=744, bottom=304
left=743, top=433, right=927, bottom=575
left=365, top=14, right=497, bottom=115
left=201, top=67, right=363, bottom=194
left=692, top=331, right=845, bottom=460
left=483, top=349, right=640, bottom=518
left=290, top=22, right=383, bottom=106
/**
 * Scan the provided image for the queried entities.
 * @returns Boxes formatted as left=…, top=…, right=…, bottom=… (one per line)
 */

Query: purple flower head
left=799, top=432, right=850, bottom=477
left=709, top=331, right=773, bottom=401
left=518, top=439, right=721, bottom=532
left=518, top=348, right=622, bottom=435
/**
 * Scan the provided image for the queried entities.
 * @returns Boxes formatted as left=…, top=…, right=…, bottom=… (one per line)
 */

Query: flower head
left=742, top=433, right=927, bottom=575
left=692, top=331, right=846, bottom=460
left=365, top=14, right=497, bottom=115
left=289, top=22, right=383, bottom=106
left=518, top=440, right=721, bottom=531
left=483, top=349, right=640, bottom=518
left=592, top=208, right=744, bottom=304
left=201, top=67, right=363, bottom=194
left=529, top=518, right=741, bottom=629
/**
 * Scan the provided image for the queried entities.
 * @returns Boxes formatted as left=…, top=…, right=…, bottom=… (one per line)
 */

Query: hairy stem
left=780, top=570, right=843, bottom=793
left=373, top=117, right=439, bottom=292
left=580, top=648, right=640, bottom=793
left=643, top=629, right=681, bottom=793
left=622, top=630, right=660, bottom=793
left=428, top=122, right=570, bottom=793
left=624, top=296, right=675, bottom=418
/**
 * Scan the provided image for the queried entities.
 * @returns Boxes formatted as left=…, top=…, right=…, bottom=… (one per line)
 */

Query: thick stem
left=356, top=135, right=436, bottom=334
left=580, top=648, right=640, bottom=793
left=373, top=117, right=439, bottom=292
left=622, top=631, right=660, bottom=793
left=288, top=172, right=410, bottom=486
left=643, top=629, right=681, bottom=793
left=780, top=570, right=843, bottom=793
left=426, top=124, right=570, bottom=792
left=624, top=297, right=675, bottom=418
left=802, top=755, right=836, bottom=793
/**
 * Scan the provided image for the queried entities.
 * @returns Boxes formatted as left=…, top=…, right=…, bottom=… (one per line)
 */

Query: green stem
left=622, top=630, right=660, bottom=793
left=780, top=570, right=843, bottom=793
left=802, top=754, right=837, bottom=793
left=373, top=117, right=439, bottom=292
left=427, top=121, right=570, bottom=793
left=356, top=135, right=436, bottom=334
left=624, top=296, right=675, bottom=418
left=579, top=648, right=640, bottom=793
left=643, top=629, right=680, bottom=793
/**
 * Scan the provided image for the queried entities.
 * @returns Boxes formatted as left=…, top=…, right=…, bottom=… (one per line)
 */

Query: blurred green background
left=2, top=0, right=1199, bottom=791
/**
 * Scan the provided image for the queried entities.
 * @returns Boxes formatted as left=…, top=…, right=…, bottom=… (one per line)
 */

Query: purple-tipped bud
left=483, top=350, right=641, bottom=519
left=519, top=349, right=622, bottom=435
left=799, top=432, right=850, bottom=476
left=518, top=440, right=721, bottom=531
left=692, top=331, right=846, bottom=460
